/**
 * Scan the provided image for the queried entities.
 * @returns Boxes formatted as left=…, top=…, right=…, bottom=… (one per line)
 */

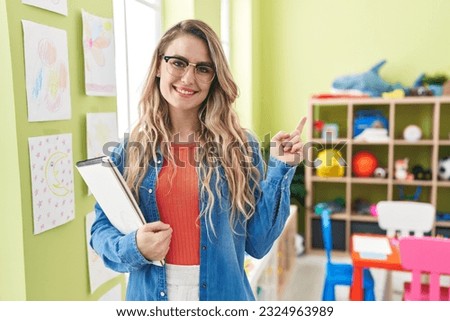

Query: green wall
left=255, top=0, right=450, bottom=137
left=163, top=0, right=220, bottom=33
left=163, top=0, right=195, bottom=30
left=2, top=0, right=122, bottom=300
left=0, top=0, right=26, bottom=300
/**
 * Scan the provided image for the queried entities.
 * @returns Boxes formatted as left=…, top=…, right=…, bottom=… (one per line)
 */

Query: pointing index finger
left=291, top=117, right=307, bottom=136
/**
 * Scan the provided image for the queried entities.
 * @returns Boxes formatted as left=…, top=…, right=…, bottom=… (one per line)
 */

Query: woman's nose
left=181, top=65, right=196, bottom=84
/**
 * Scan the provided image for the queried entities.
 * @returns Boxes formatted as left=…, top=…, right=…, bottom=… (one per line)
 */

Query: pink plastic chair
left=399, top=236, right=450, bottom=300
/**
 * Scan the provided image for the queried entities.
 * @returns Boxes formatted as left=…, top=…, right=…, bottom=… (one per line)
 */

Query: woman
left=90, top=19, right=306, bottom=301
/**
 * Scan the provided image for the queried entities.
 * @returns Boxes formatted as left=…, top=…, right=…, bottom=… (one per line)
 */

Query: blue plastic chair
left=315, top=203, right=376, bottom=301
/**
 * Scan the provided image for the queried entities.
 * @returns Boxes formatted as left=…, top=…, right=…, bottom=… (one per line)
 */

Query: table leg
left=350, top=266, right=363, bottom=300
left=382, top=271, right=392, bottom=301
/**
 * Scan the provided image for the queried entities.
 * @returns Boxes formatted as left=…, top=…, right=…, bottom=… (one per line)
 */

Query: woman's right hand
left=136, top=221, right=172, bottom=261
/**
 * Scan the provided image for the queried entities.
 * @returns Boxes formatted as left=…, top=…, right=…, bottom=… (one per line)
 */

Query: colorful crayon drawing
left=82, top=10, right=117, bottom=96
left=23, top=20, right=71, bottom=122
left=86, top=112, right=119, bottom=159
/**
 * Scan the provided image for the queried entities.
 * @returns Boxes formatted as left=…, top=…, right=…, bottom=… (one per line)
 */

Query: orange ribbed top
left=156, top=143, right=200, bottom=265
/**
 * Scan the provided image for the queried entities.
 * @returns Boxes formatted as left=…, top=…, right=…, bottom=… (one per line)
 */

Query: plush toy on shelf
left=331, top=60, right=423, bottom=97
left=438, top=156, right=450, bottom=180
left=412, top=165, right=432, bottom=180
left=373, top=167, right=387, bottom=178
left=394, top=158, right=414, bottom=180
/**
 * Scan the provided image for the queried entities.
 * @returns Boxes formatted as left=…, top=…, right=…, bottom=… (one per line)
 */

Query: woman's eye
left=197, top=66, right=212, bottom=74
left=172, top=59, right=187, bottom=68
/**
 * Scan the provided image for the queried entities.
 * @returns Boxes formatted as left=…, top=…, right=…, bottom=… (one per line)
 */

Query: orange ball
left=352, top=151, right=378, bottom=177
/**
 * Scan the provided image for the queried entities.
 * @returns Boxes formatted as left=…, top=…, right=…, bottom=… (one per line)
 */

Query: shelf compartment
left=436, top=186, right=450, bottom=219
left=394, top=145, right=433, bottom=171
left=352, top=104, right=390, bottom=139
left=439, top=103, right=450, bottom=140
left=435, top=227, right=450, bottom=238
left=312, top=182, right=346, bottom=210
left=311, top=219, right=346, bottom=251
left=312, top=104, right=348, bottom=139
left=351, top=145, right=388, bottom=178
left=351, top=183, right=387, bottom=216
left=392, top=185, right=431, bottom=202
left=350, top=221, right=384, bottom=236
left=394, top=103, right=434, bottom=140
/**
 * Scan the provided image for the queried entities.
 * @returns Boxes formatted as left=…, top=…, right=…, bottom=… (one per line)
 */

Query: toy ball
left=352, top=151, right=378, bottom=177
left=373, top=167, right=387, bottom=178
left=315, top=149, right=345, bottom=177
left=438, top=156, right=450, bottom=180
left=403, top=125, right=422, bottom=142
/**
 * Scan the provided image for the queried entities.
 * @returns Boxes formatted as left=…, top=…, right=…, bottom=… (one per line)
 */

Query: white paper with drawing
left=22, top=20, right=71, bottom=122
left=353, top=235, right=392, bottom=255
left=82, top=10, right=116, bottom=96
left=87, top=112, right=119, bottom=159
left=85, top=211, right=119, bottom=293
left=28, top=134, right=75, bottom=234
left=22, top=0, right=67, bottom=16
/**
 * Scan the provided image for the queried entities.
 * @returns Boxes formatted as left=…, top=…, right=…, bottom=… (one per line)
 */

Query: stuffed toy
left=331, top=60, right=423, bottom=97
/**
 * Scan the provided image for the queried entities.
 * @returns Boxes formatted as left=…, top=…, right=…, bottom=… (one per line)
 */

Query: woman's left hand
left=270, top=117, right=307, bottom=166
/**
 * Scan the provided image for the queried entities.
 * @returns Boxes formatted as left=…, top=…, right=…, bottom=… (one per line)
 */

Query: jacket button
left=202, top=245, right=207, bottom=250
left=148, top=188, right=153, bottom=193
left=160, top=291, right=165, bottom=297
left=157, top=159, right=162, bottom=164
left=202, top=283, right=207, bottom=288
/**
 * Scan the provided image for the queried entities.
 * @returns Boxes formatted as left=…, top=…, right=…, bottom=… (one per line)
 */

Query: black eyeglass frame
left=162, top=55, right=215, bottom=83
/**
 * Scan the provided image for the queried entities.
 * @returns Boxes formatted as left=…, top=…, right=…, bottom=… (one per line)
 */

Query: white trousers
left=165, top=264, right=200, bottom=301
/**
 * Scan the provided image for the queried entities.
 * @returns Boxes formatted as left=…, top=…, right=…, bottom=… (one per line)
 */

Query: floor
left=280, top=253, right=409, bottom=301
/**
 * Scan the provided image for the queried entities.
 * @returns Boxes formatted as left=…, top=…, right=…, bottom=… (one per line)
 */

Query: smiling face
left=158, top=34, right=213, bottom=115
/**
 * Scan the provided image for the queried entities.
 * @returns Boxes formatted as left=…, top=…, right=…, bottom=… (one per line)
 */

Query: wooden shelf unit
left=305, top=97, right=450, bottom=253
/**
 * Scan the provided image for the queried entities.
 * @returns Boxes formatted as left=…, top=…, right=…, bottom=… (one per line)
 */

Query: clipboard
left=76, top=156, right=164, bottom=266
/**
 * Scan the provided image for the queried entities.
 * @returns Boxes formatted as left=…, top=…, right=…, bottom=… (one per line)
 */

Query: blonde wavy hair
left=124, top=20, right=261, bottom=234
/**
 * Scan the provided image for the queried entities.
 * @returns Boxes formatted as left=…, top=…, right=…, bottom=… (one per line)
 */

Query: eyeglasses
left=162, top=55, right=215, bottom=84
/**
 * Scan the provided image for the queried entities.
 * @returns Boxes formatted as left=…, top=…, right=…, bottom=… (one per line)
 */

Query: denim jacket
left=90, top=137, right=297, bottom=300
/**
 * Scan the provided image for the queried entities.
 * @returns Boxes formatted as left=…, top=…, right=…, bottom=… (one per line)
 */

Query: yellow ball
left=316, top=149, right=345, bottom=177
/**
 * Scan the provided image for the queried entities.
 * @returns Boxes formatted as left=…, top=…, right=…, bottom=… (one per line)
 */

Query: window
left=113, top=0, right=162, bottom=138
left=220, top=0, right=230, bottom=63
